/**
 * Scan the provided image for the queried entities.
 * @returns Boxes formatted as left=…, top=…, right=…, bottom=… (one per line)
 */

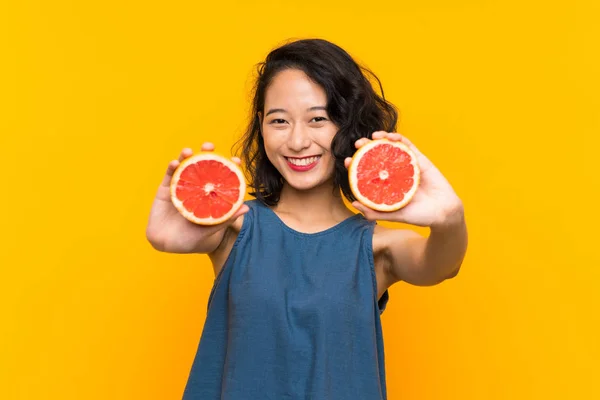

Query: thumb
left=231, top=204, right=249, bottom=220
left=352, top=202, right=380, bottom=221
left=200, top=203, right=249, bottom=235
left=353, top=201, right=414, bottom=224
left=222, top=203, right=249, bottom=226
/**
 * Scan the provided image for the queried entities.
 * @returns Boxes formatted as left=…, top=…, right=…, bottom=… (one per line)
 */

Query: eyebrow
left=265, top=106, right=327, bottom=116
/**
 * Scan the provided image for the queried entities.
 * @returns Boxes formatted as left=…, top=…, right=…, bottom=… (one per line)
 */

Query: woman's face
left=261, top=69, right=339, bottom=192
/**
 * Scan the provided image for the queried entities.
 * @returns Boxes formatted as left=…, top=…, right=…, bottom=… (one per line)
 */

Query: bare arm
left=379, top=203, right=467, bottom=287
left=346, top=132, right=468, bottom=287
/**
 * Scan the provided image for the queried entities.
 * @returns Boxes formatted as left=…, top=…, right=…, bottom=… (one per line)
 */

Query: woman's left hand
left=344, top=131, right=464, bottom=227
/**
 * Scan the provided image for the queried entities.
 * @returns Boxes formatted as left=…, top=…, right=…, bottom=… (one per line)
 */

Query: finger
left=201, top=142, right=215, bottom=152
left=393, top=133, right=415, bottom=148
left=344, top=157, right=352, bottom=169
left=161, top=160, right=180, bottom=187
left=353, top=201, right=368, bottom=215
left=352, top=202, right=375, bottom=221
left=371, top=131, right=388, bottom=139
left=200, top=204, right=250, bottom=233
left=387, top=133, right=421, bottom=156
left=387, top=133, right=403, bottom=142
left=354, top=138, right=370, bottom=148
left=221, top=204, right=250, bottom=226
left=179, top=148, right=193, bottom=162
left=231, top=204, right=249, bottom=219
left=231, top=156, right=241, bottom=165
left=398, top=136, right=424, bottom=158
left=353, top=201, right=391, bottom=222
left=167, top=160, right=179, bottom=174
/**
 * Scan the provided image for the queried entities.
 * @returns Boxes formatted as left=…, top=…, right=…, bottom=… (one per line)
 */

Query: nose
left=287, top=124, right=311, bottom=152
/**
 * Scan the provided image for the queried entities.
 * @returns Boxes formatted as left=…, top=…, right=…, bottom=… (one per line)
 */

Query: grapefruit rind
left=170, top=152, right=246, bottom=225
left=348, top=139, right=420, bottom=212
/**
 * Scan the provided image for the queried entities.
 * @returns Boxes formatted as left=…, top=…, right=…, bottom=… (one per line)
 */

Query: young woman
left=146, top=38, right=468, bottom=400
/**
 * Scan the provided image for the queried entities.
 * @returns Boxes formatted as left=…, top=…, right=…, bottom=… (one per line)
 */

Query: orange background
left=2, top=0, right=599, bottom=399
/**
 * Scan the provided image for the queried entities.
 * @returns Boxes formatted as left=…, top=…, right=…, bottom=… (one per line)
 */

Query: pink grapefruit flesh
left=170, top=153, right=246, bottom=225
left=348, top=139, right=420, bottom=212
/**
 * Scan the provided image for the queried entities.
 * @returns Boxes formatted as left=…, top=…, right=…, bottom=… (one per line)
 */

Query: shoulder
left=208, top=200, right=257, bottom=276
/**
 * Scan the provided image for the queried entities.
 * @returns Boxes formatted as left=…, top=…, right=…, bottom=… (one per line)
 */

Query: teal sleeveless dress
left=182, top=200, right=389, bottom=399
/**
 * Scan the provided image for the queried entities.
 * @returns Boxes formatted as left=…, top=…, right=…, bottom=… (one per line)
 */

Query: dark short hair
left=234, top=38, right=398, bottom=206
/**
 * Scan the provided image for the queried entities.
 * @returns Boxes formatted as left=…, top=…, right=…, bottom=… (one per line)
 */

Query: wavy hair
left=234, top=38, right=398, bottom=206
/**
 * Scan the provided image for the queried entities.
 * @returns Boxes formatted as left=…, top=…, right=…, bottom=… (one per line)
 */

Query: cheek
left=319, top=127, right=338, bottom=153
left=261, top=126, right=275, bottom=148
left=261, top=133, right=281, bottom=165
left=262, top=136, right=279, bottom=158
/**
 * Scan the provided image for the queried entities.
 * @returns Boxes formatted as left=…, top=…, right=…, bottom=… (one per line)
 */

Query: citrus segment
left=348, top=139, right=420, bottom=212
left=170, top=153, right=246, bottom=225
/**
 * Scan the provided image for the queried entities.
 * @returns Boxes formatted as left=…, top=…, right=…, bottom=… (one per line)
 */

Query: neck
left=274, top=180, right=352, bottom=222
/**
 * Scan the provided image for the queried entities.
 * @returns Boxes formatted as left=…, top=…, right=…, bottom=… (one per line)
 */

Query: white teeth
left=287, top=156, right=319, bottom=166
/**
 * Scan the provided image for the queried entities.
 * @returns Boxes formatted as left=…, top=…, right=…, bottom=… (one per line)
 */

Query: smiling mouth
left=285, top=156, right=321, bottom=166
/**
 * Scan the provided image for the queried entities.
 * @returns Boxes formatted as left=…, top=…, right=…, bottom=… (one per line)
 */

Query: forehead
left=264, top=69, right=327, bottom=109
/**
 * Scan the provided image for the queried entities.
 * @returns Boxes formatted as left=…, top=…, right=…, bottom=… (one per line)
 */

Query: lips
left=285, top=156, right=321, bottom=172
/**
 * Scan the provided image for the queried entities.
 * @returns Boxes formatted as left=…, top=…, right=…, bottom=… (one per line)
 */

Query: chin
left=286, top=179, right=323, bottom=191
left=282, top=172, right=334, bottom=192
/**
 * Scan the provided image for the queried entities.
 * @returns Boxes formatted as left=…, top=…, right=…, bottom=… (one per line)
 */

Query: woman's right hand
left=145, top=142, right=249, bottom=254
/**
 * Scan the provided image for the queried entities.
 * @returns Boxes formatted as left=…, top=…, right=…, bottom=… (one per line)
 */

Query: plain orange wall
left=2, top=0, right=599, bottom=399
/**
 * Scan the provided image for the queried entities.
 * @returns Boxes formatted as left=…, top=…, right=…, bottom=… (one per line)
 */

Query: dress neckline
left=255, top=200, right=363, bottom=238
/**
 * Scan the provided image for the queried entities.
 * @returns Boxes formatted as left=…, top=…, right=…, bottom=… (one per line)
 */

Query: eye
left=311, top=117, right=328, bottom=123
left=269, top=118, right=287, bottom=124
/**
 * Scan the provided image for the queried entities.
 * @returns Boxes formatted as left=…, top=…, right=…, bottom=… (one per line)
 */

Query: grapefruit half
left=170, top=153, right=246, bottom=225
left=348, top=139, right=420, bottom=212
